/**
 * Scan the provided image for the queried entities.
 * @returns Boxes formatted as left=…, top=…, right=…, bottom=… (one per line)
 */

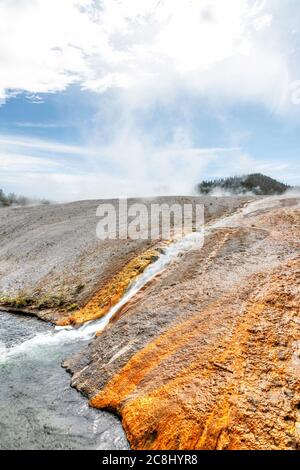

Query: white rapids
left=1, top=231, right=204, bottom=361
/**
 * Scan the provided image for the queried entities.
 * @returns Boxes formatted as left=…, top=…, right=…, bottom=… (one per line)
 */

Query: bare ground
left=64, top=195, right=300, bottom=450
left=0, top=196, right=250, bottom=323
left=1, top=194, right=299, bottom=449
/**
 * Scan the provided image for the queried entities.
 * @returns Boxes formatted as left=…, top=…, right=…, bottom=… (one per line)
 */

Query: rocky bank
left=1, top=194, right=299, bottom=450
left=65, top=196, right=300, bottom=450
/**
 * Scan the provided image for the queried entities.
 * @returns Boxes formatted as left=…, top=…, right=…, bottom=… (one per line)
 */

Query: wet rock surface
left=0, top=196, right=250, bottom=323
left=65, top=196, right=300, bottom=450
left=1, top=195, right=299, bottom=450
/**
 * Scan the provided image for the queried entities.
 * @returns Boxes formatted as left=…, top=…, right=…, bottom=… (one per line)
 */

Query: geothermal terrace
left=0, top=195, right=299, bottom=450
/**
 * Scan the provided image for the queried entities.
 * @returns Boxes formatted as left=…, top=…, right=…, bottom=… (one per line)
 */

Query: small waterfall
left=1, top=231, right=204, bottom=360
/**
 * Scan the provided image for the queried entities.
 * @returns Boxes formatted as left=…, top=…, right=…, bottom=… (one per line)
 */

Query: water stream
left=0, top=311, right=129, bottom=450
left=1, top=196, right=281, bottom=449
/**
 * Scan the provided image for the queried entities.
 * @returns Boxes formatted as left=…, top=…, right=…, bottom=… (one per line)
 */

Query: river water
left=0, top=311, right=129, bottom=450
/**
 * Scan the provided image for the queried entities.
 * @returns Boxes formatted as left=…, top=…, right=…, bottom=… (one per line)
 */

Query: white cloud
left=0, top=130, right=242, bottom=199
left=1, top=1, right=299, bottom=200
left=1, top=130, right=298, bottom=201
left=0, top=152, right=62, bottom=172
left=0, top=134, right=96, bottom=156
left=0, top=0, right=299, bottom=112
left=15, top=122, right=70, bottom=129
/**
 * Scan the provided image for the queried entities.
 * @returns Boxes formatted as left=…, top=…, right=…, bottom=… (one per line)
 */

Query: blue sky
left=0, top=0, right=299, bottom=201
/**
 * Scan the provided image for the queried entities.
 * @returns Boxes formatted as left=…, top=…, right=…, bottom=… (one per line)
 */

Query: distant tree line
left=196, top=173, right=291, bottom=196
left=0, top=189, right=50, bottom=207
